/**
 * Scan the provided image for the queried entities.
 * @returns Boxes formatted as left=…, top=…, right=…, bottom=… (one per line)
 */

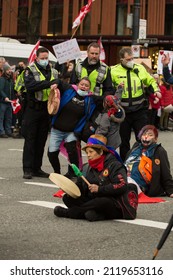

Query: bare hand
left=5, top=97, right=11, bottom=102
left=88, top=184, right=99, bottom=193
left=161, top=53, right=170, bottom=66
left=154, top=91, right=162, bottom=99
left=51, top=84, right=58, bottom=90
left=169, top=193, right=173, bottom=198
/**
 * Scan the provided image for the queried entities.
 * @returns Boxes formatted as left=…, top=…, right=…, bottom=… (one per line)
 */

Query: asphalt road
left=0, top=130, right=173, bottom=261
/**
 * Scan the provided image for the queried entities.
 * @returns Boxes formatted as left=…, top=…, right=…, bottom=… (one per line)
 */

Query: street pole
left=132, top=0, right=140, bottom=45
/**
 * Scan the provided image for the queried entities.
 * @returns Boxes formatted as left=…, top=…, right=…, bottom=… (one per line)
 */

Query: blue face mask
left=38, top=59, right=49, bottom=68
left=77, top=89, right=89, bottom=97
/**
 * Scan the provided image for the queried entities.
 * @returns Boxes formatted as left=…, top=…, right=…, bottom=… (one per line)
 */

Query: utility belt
left=28, top=100, right=47, bottom=111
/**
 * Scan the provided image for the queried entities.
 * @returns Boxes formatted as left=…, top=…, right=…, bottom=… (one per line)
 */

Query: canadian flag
left=11, top=99, right=21, bottom=114
left=28, top=40, right=40, bottom=64
left=72, top=0, right=95, bottom=29
left=98, top=37, right=106, bottom=63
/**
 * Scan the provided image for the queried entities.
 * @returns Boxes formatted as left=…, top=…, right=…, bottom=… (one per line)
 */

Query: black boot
left=64, top=141, right=79, bottom=179
left=48, top=150, right=61, bottom=173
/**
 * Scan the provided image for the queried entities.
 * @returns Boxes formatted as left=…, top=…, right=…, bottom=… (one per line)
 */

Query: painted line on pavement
left=8, top=149, right=23, bottom=151
left=24, top=182, right=57, bottom=188
left=18, top=200, right=173, bottom=231
left=0, top=177, right=8, bottom=180
left=19, top=201, right=61, bottom=209
left=0, top=194, right=3, bottom=196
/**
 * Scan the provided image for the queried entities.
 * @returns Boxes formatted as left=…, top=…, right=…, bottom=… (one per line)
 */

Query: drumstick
left=71, top=164, right=91, bottom=186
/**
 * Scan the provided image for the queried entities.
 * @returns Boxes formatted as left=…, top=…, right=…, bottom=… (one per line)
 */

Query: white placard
left=132, top=45, right=140, bottom=58
left=157, top=50, right=173, bottom=75
left=52, top=38, right=81, bottom=64
left=139, top=19, right=147, bottom=39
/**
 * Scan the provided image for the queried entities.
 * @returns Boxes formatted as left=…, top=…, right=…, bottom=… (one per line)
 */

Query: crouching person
left=54, top=134, right=138, bottom=222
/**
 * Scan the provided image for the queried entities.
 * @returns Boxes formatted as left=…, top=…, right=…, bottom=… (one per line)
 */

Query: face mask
left=38, top=59, right=49, bottom=68
left=77, top=89, right=89, bottom=96
left=126, top=61, right=134, bottom=69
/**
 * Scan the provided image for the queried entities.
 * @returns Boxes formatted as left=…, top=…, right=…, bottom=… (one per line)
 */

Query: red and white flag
left=72, top=0, right=95, bottom=29
left=28, top=40, right=40, bottom=64
left=98, top=37, right=106, bottom=62
left=11, top=99, right=21, bottom=114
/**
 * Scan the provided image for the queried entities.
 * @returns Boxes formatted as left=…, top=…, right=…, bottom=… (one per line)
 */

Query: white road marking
left=0, top=194, right=3, bottom=196
left=18, top=200, right=173, bottom=231
left=19, top=201, right=64, bottom=209
left=117, top=219, right=173, bottom=230
left=8, top=149, right=23, bottom=151
left=0, top=177, right=8, bottom=180
left=24, top=182, right=57, bottom=188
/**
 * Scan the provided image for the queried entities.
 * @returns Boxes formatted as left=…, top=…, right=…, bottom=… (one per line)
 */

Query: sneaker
left=0, top=134, right=8, bottom=138
left=85, top=210, right=105, bottom=222
left=32, top=169, right=49, bottom=178
left=23, top=172, right=32, bottom=179
left=54, top=206, right=69, bottom=218
left=12, top=133, right=23, bottom=139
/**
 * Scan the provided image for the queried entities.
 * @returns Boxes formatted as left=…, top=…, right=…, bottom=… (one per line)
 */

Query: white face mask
left=77, top=89, right=89, bottom=96
left=38, top=59, right=49, bottom=68
left=126, top=61, right=134, bottom=69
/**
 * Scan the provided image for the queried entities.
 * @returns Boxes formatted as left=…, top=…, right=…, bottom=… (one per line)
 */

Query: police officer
left=70, top=42, right=114, bottom=112
left=111, top=47, right=161, bottom=161
left=22, top=47, right=58, bottom=179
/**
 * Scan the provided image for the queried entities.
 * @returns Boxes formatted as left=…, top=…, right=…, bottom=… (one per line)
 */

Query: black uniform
left=22, top=62, right=58, bottom=175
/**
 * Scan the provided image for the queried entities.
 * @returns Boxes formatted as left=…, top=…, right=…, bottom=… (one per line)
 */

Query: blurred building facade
left=0, top=0, right=173, bottom=67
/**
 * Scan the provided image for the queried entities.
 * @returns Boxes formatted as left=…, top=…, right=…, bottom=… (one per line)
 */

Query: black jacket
left=127, top=142, right=173, bottom=197
left=77, top=153, right=137, bottom=219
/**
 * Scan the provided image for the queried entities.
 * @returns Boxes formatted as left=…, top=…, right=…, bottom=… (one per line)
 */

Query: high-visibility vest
left=28, top=63, right=58, bottom=101
left=14, top=71, right=26, bottom=93
left=111, top=63, right=159, bottom=108
left=75, top=60, right=108, bottom=96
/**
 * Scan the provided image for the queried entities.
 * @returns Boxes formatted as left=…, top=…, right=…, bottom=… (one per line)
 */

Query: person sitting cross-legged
left=54, top=134, right=138, bottom=222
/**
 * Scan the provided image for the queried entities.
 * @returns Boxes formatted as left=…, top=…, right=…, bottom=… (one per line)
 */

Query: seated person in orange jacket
left=125, top=125, right=173, bottom=197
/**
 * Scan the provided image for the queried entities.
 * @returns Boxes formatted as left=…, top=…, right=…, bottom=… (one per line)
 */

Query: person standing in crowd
left=54, top=134, right=138, bottom=222
left=22, top=47, right=58, bottom=179
left=48, top=77, right=96, bottom=179
left=159, top=78, right=173, bottom=131
left=111, top=47, right=161, bottom=161
left=0, top=63, right=15, bottom=138
left=95, top=95, right=125, bottom=149
left=161, top=52, right=173, bottom=84
left=147, top=73, right=161, bottom=128
left=125, top=125, right=173, bottom=198
left=70, top=42, right=114, bottom=112
left=14, top=61, right=27, bottom=138
left=0, top=57, right=6, bottom=77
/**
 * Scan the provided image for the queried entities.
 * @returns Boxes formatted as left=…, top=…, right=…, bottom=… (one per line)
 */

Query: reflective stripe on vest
left=28, top=64, right=58, bottom=101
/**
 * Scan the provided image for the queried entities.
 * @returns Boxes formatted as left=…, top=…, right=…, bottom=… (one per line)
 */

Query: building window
left=116, top=1, right=127, bottom=35
left=48, top=0, right=63, bottom=35
left=0, top=0, right=2, bottom=34
left=17, top=0, right=29, bottom=35
left=68, top=0, right=73, bottom=33
left=165, top=2, right=173, bottom=35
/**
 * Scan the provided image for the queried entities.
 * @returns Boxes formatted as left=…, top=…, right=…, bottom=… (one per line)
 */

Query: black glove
left=49, top=79, right=59, bottom=86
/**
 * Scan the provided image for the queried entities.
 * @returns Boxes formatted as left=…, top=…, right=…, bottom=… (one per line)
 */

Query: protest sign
left=53, top=38, right=81, bottom=64
left=157, top=50, right=173, bottom=75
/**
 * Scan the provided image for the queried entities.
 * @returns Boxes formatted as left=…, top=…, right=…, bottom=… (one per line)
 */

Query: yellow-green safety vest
left=75, top=60, right=108, bottom=96
left=28, top=63, right=58, bottom=101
